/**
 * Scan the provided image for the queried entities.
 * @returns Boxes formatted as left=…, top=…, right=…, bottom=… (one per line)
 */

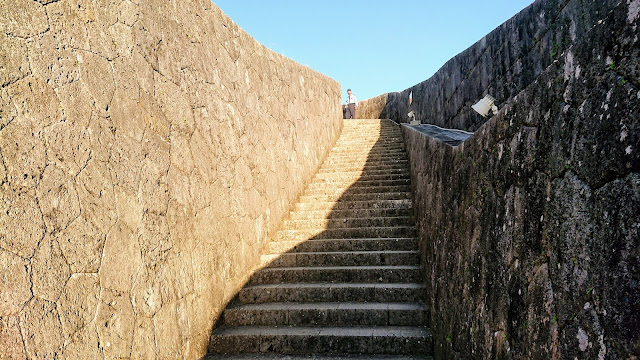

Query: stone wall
left=359, top=0, right=621, bottom=132
left=402, top=1, right=639, bottom=358
left=0, top=1, right=342, bottom=358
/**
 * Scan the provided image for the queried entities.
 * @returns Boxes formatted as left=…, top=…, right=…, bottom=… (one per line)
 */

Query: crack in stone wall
left=402, top=2, right=639, bottom=357
left=0, top=0, right=342, bottom=358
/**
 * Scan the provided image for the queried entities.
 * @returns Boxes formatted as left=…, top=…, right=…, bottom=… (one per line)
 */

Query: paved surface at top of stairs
left=206, top=119, right=432, bottom=358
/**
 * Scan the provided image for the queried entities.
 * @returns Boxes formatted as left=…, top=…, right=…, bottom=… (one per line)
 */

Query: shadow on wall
left=204, top=121, right=432, bottom=357
left=400, top=0, right=640, bottom=357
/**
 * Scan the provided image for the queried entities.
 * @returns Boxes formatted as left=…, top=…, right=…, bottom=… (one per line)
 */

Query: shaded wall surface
left=0, top=0, right=342, bottom=358
left=402, top=1, right=639, bottom=358
left=359, top=0, right=621, bottom=132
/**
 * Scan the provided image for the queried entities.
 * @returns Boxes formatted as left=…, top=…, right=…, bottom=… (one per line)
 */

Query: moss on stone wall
left=402, top=1, right=639, bottom=357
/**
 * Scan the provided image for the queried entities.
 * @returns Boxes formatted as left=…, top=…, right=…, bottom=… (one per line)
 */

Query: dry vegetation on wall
left=0, top=0, right=342, bottom=358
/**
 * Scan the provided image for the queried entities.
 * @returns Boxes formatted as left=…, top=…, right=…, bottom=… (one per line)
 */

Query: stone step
left=298, top=192, right=411, bottom=204
left=313, top=168, right=410, bottom=178
left=267, top=238, right=418, bottom=254
left=208, top=325, right=432, bottom=355
left=331, top=139, right=403, bottom=145
left=223, top=302, right=428, bottom=327
left=289, top=207, right=412, bottom=221
left=276, top=226, right=416, bottom=242
left=330, top=148, right=405, bottom=155
left=283, top=216, right=414, bottom=230
left=294, top=199, right=412, bottom=211
left=321, top=159, right=409, bottom=168
left=334, top=135, right=402, bottom=141
left=261, top=251, right=419, bottom=267
left=331, top=147, right=405, bottom=154
left=318, top=164, right=409, bottom=173
left=307, top=178, right=411, bottom=191
left=332, top=142, right=404, bottom=148
left=323, top=156, right=407, bottom=165
left=238, top=283, right=426, bottom=304
left=204, top=353, right=432, bottom=359
left=333, top=141, right=403, bottom=147
left=248, top=266, right=421, bottom=285
left=311, top=173, right=410, bottom=183
left=304, top=185, right=412, bottom=197
left=340, top=128, right=400, bottom=132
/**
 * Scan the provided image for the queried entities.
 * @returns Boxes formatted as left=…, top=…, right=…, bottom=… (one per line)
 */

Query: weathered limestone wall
left=0, top=0, right=342, bottom=358
left=359, top=0, right=621, bottom=131
left=402, top=1, right=639, bottom=358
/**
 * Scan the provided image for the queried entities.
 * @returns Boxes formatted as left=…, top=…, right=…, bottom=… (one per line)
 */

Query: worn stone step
left=208, top=325, right=432, bottom=355
left=283, top=216, right=414, bottom=230
left=314, top=168, right=410, bottom=178
left=261, top=251, right=419, bottom=267
left=330, top=149, right=405, bottom=156
left=298, top=192, right=411, bottom=204
left=311, top=176, right=410, bottom=186
left=332, top=141, right=404, bottom=151
left=204, top=353, right=432, bottom=359
left=330, top=141, right=403, bottom=148
left=334, top=137, right=402, bottom=142
left=331, top=147, right=405, bottom=154
left=224, top=302, right=428, bottom=327
left=334, top=136, right=401, bottom=140
left=319, top=164, right=409, bottom=174
left=276, top=226, right=416, bottom=242
left=289, top=207, right=412, bottom=221
left=321, top=160, right=409, bottom=169
left=317, top=164, right=410, bottom=173
left=323, top=156, right=407, bottom=165
left=267, top=238, right=418, bottom=254
left=294, top=199, right=412, bottom=211
left=312, top=173, right=410, bottom=183
left=327, top=154, right=406, bottom=161
left=333, top=142, right=403, bottom=149
left=238, top=283, right=426, bottom=304
left=307, top=179, right=411, bottom=191
left=304, top=185, right=412, bottom=197
left=248, top=265, right=421, bottom=285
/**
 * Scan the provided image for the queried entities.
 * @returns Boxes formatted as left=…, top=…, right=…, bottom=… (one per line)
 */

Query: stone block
left=58, top=322, right=102, bottom=360
left=0, top=114, right=46, bottom=188
left=31, top=236, right=71, bottom=301
left=0, top=249, right=31, bottom=317
left=0, top=33, right=28, bottom=87
left=19, top=298, right=64, bottom=359
left=99, top=222, right=142, bottom=292
left=57, top=216, right=106, bottom=274
left=36, top=165, right=81, bottom=232
left=95, top=289, right=135, bottom=359
left=57, top=273, right=100, bottom=337
left=0, top=0, right=48, bottom=38
left=131, top=316, right=156, bottom=360
left=78, top=52, right=114, bottom=115
left=0, top=315, right=27, bottom=359
left=0, top=185, right=44, bottom=259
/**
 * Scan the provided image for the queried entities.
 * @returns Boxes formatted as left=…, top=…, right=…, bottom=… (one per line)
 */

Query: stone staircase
left=206, top=119, right=432, bottom=359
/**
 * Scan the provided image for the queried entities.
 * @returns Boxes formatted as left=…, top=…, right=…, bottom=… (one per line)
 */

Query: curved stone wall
left=359, top=0, right=621, bottom=132
left=402, top=1, right=639, bottom=357
left=0, top=1, right=342, bottom=358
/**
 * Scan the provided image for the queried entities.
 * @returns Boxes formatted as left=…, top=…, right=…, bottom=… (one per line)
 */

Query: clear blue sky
left=212, top=0, right=535, bottom=101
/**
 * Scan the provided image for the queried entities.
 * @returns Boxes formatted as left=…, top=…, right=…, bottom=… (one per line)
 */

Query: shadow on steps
left=204, top=119, right=433, bottom=359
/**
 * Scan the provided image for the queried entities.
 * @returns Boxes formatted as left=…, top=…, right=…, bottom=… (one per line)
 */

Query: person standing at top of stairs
left=345, top=88, right=358, bottom=119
